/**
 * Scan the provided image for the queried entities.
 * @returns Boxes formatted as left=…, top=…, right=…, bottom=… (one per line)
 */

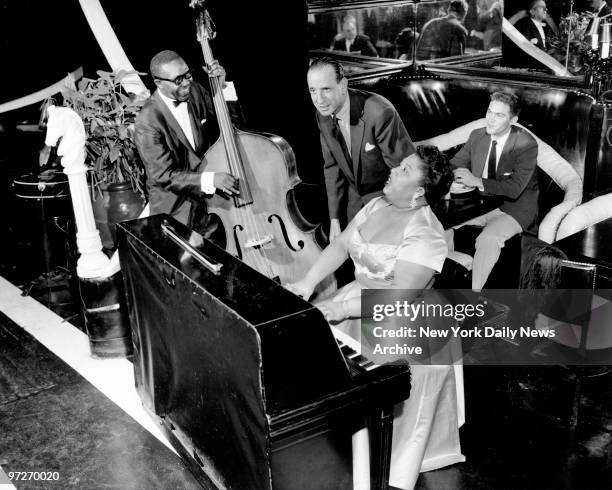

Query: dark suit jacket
left=316, top=88, right=414, bottom=224
left=135, top=82, right=219, bottom=231
left=514, top=16, right=548, bottom=51
left=416, top=16, right=468, bottom=60
left=451, top=126, right=539, bottom=231
left=331, top=34, right=378, bottom=57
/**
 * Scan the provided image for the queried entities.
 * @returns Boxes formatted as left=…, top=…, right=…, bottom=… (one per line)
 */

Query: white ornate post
left=44, top=106, right=111, bottom=278
left=44, top=105, right=132, bottom=358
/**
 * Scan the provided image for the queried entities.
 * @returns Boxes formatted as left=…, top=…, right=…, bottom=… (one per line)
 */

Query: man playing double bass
left=135, top=50, right=239, bottom=236
left=307, top=57, right=415, bottom=241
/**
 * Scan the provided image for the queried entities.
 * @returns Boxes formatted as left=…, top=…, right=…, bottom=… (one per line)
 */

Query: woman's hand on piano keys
left=285, top=279, right=315, bottom=301
left=316, top=299, right=347, bottom=324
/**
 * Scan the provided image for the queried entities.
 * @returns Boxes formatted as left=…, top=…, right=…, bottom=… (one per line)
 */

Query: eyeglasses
left=155, top=68, right=193, bottom=86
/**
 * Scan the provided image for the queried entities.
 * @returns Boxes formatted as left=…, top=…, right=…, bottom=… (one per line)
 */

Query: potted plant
left=60, top=69, right=148, bottom=248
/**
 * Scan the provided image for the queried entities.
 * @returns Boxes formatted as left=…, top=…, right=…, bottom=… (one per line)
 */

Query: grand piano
left=116, top=215, right=411, bottom=489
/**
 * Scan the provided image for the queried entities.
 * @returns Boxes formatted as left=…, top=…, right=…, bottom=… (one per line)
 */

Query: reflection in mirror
left=307, top=1, right=503, bottom=62
left=503, top=1, right=586, bottom=77
left=307, top=51, right=391, bottom=75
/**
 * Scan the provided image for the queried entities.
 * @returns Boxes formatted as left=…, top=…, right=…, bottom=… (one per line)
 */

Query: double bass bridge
left=244, top=234, right=274, bottom=249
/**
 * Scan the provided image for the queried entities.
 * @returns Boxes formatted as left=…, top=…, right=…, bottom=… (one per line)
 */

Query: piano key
left=329, top=325, right=383, bottom=372
left=331, top=325, right=362, bottom=352
left=356, top=359, right=373, bottom=369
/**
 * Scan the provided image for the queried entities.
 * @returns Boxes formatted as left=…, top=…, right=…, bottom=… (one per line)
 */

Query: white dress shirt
left=158, top=90, right=215, bottom=194
left=530, top=17, right=546, bottom=48
left=481, top=128, right=511, bottom=179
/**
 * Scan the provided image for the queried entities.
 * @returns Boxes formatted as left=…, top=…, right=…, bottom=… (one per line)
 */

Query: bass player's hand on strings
left=203, top=60, right=226, bottom=88
left=214, top=172, right=240, bottom=196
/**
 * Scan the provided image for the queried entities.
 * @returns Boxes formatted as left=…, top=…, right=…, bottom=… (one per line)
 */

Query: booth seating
left=412, top=118, right=582, bottom=287
left=351, top=76, right=594, bottom=195
left=556, top=193, right=612, bottom=241
left=420, top=118, right=583, bottom=244
left=349, top=76, right=594, bottom=288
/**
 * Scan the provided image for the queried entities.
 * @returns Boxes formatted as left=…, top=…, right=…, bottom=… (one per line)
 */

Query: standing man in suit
left=307, top=57, right=415, bottom=240
left=135, top=50, right=239, bottom=236
left=452, top=92, right=538, bottom=291
left=330, top=15, right=379, bottom=57
left=514, top=0, right=550, bottom=52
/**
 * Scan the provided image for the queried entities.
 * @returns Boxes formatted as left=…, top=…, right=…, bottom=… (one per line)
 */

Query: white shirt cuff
left=201, top=172, right=216, bottom=194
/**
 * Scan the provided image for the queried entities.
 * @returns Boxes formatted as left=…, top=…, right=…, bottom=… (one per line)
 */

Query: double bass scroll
left=189, top=0, right=336, bottom=299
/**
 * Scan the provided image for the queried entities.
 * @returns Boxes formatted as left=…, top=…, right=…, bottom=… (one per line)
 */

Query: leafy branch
left=61, top=70, right=148, bottom=199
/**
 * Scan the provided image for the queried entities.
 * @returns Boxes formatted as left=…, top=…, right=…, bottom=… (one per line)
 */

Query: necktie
left=487, top=140, right=497, bottom=180
left=332, top=115, right=353, bottom=171
left=172, top=99, right=184, bottom=107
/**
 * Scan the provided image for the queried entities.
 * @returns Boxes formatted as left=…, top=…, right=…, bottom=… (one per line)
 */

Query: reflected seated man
left=514, top=0, right=550, bottom=53
left=287, top=146, right=466, bottom=490
left=330, top=14, right=379, bottom=57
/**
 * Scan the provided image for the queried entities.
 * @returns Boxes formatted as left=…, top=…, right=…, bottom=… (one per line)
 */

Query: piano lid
left=117, top=214, right=356, bottom=413
left=120, top=214, right=319, bottom=325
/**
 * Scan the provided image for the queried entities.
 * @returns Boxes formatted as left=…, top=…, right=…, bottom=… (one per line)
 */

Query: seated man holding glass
left=451, top=91, right=539, bottom=292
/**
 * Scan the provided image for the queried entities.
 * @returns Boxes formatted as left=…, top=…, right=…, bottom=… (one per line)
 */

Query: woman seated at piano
left=287, top=144, right=465, bottom=490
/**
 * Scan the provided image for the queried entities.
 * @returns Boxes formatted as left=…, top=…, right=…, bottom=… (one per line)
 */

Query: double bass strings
left=199, top=24, right=276, bottom=279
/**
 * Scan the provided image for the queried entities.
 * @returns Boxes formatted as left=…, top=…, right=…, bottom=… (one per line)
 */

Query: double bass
left=190, top=1, right=335, bottom=297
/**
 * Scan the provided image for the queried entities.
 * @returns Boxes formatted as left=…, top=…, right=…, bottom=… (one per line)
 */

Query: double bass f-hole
left=232, top=224, right=244, bottom=260
left=268, top=214, right=304, bottom=252
left=233, top=214, right=304, bottom=258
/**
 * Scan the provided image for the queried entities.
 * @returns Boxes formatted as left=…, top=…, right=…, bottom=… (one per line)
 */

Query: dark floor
left=2, top=129, right=612, bottom=489
left=0, top=312, right=202, bottom=490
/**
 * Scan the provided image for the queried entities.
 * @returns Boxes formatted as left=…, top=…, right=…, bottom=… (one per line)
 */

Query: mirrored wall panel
left=307, top=1, right=502, bottom=62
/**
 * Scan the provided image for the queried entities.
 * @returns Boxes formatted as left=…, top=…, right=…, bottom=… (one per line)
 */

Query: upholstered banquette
left=349, top=76, right=598, bottom=287
left=420, top=118, right=583, bottom=244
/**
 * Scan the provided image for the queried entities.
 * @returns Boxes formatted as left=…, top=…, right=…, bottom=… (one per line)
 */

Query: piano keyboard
left=331, top=326, right=378, bottom=374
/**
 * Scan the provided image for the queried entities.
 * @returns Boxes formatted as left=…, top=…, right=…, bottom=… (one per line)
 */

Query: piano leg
left=369, top=405, right=394, bottom=490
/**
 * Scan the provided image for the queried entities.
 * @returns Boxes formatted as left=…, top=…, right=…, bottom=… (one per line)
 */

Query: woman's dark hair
left=415, top=145, right=454, bottom=205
